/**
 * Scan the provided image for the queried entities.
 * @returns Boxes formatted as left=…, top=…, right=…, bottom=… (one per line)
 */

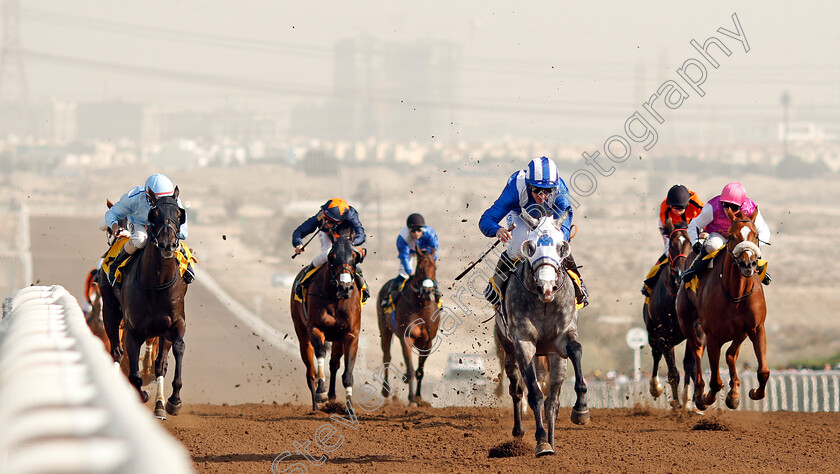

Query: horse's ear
left=723, top=205, right=736, bottom=223
left=520, top=210, right=538, bottom=230
left=554, top=209, right=569, bottom=231
left=663, top=215, right=674, bottom=234
left=147, top=189, right=157, bottom=206
left=106, top=199, right=114, bottom=209
left=173, top=186, right=180, bottom=200
left=750, top=206, right=758, bottom=222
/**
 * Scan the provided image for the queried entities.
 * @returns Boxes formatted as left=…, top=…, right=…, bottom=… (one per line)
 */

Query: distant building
left=76, top=100, right=145, bottom=142
left=290, top=37, right=461, bottom=143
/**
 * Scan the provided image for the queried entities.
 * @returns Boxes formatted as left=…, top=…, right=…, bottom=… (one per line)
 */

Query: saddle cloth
left=101, top=237, right=197, bottom=288
left=683, top=246, right=767, bottom=294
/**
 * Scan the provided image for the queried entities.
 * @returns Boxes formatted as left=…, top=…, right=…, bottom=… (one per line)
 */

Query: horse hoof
left=535, top=443, right=555, bottom=457
left=155, top=401, right=167, bottom=420
left=669, top=400, right=682, bottom=410
left=726, top=395, right=740, bottom=410
left=748, top=389, right=765, bottom=401
left=315, top=392, right=328, bottom=403
left=166, top=400, right=182, bottom=416
left=140, top=390, right=150, bottom=403
left=650, top=381, right=664, bottom=399
left=512, top=428, right=525, bottom=439
left=571, top=408, right=590, bottom=425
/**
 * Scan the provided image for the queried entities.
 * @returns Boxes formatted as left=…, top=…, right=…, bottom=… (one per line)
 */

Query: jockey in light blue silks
left=380, top=213, right=441, bottom=308
left=479, top=156, right=589, bottom=308
left=99, top=173, right=193, bottom=283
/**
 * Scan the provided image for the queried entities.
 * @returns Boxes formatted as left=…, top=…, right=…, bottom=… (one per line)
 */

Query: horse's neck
left=139, top=246, right=178, bottom=284
left=720, top=251, right=753, bottom=296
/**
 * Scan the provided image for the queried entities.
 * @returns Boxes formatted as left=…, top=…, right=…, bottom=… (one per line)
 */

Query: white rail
left=0, top=286, right=194, bottom=474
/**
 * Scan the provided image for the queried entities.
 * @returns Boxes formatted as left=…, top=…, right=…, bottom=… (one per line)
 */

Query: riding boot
left=183, top=264, right=195, bottom=284
left=681, top=247, right=709, bottom=283
left=381, top=274, right=406, bottom=309
left=564, top=253, right=589, bottom=308
left=295, top=263, right=315, bottom=300
left=484, top=252, right=515, bottom=312
left=761, top=270, right=772, bottom=285
left=355, top=268, right=370, bottom=303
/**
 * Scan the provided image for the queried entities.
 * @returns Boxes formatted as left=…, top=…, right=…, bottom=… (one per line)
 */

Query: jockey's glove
left=692, top=241, right=704, bottom=254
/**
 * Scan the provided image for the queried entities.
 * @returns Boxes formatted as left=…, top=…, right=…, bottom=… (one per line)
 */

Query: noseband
left=149, top=202, right=181, bottom=254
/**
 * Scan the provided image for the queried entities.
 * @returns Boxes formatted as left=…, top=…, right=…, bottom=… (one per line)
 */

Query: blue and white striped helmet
left=525, top=157, right=560, bottom=188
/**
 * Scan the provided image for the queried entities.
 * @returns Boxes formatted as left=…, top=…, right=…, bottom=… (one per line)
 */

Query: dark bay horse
left=676, top=207, right=769, bottom=411
left=376, top=247, right=440, bottom=405
left=642, top=218, right=695, bottom=408
left=496, top=210, right=588, bottom=457
left=290, top=235, right=364, bottom=412
left=99, top=188, right=188, bottom=420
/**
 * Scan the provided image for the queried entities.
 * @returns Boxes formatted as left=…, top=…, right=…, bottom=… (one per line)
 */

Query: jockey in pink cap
left=682, top=182, right=771, bottom=284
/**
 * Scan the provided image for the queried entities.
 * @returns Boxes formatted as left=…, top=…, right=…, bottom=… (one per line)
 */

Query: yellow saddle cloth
left=101, top=237, right=197, bottom=287
left=684, top=246, right=767, bottom=293
left=294, top=265, right=368, bottom=307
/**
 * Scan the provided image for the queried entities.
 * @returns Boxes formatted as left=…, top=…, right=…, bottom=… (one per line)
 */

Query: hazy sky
left=17, top=0, right=840, bottom=142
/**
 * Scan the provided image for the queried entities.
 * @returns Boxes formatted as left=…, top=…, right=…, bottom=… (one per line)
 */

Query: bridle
left=721, top=219, right=760, bottom=303
left=408, top=253, right=437, bottom=302
left=663, top=228, right=690, bottom=296
left=148, top=199, right=182, bottom=255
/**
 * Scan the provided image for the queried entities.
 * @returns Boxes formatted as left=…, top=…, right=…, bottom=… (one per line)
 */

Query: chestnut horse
left=99, top=189, right=188, bottom=419
left=290, top=235, right=364, bottom=412
left=376, top=247, right=440, bottom=405
left=642, top=218, right=695, bottom=408
left=676, top=207, right=769, bottom=411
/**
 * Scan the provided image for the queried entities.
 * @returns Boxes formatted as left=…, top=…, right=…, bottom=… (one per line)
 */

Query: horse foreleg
left=566, top=339, right=589, bottom=426
left=124, top=330, right=148, bottom=403
left=748, top=325, right=770, bottom=401
left=415, top=348, right=430, bottom=403
left=342, top=334, right=359, bottom=413
left=544, top=353, right=565, bottom=454
left=154, top=336, right=172, bottom=419
left=496, top=327, right=524, bottom=438
left=688, top=323, right=707, bottom=410
left=328, top=340, right=344, bottom=402
left=166, top=326, right=185, bottom=416
left=310, top=331, right=328, bottom=403
left=664, top=347, right=681, bottom=409
left=514, top=340, right=549, bottom=455
left=649, top=346, right=664, bottom=399
left=681, top=347, right=694, bottom=410
left=703, top=335, right=723, bottom=408
left=101, top=301, right=123, bottom=365
left=299, top=340, right=319, bottom=411
left=399, top=334, right=417, bottom=405
left=724, top=335, right=746, bottom=409
left=378, top=314, right=394, bottom=399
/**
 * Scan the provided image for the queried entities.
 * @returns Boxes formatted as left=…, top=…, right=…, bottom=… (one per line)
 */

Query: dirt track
left=164, top=403, right=840, bottom=473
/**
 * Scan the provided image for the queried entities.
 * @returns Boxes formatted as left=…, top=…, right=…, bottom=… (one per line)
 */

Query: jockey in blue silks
left=380, top=213, right=441, bottom=308
left=100, top=173, right=193, bottom=284
left=479, top=156, right=589, bottom=308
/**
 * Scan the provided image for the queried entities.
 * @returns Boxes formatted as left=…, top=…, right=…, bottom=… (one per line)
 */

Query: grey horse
left=495, top=209, right=589, bottom=456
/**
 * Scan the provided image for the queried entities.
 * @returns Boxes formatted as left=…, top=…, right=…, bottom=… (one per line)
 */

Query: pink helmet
left=720, top=182, right=746, bottom=206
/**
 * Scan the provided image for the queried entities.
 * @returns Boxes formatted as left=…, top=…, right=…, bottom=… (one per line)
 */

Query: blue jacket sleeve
left=396, top=234, right=412, bottom=275
left=104, top=189, right=135, bottom=228
left=346, top=207, right=366, bottom=246
left=292, top=215, right=320, bottom=247
left=548, top=181, right=573, bottom=241
left=479, top=173, right=520, bottom=237
left=420, top=227, right=439, bottom=258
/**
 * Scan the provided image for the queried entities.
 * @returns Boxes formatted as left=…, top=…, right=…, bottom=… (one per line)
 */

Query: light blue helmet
left=144, top=173, right=175, bottom=200
left=525, top=157, right=560, bottom=188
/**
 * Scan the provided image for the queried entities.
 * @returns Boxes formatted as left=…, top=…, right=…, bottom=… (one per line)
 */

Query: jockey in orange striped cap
left=641, top=185, right=704, bottom=296
left=292, top=198, right=369, bottom=301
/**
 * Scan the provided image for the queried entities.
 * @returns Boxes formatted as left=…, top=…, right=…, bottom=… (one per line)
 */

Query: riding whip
left=291, top=230, right=319, bottom=259
left=454, top=223, right=515, bottom=281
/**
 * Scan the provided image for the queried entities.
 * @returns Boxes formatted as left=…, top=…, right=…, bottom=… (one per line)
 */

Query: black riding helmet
left=666, top=185, right=690, bottom=208
left=406, top=213, right=425, bottom=228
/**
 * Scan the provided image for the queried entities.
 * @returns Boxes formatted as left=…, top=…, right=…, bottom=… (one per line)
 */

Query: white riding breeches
left=501, top=212, right=533, bottom=260
left=128, top=222, right=148, bottom=253
left=311, top=231, right=333, bottom=268
left=703, top=232, right=726, bottom=253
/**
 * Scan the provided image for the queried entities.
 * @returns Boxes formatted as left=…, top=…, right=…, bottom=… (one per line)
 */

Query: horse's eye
left=556, top=241, right=569, bottom=258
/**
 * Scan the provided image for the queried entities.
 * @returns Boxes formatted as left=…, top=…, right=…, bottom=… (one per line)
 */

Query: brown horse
left=676, top=207, right=769, bottom=411
left=376, top=247, right=440, bottom=405
left=642, top=218, right=695, bottom=408
left=290, top=235, right=364, bottom=412
left=99, top=189, right=188, bottom=419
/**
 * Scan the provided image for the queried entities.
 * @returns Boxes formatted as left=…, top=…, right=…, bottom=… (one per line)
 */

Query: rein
left=135, top=260, right=180, bottom=291
left=720, top=220, right=759, bottom=303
